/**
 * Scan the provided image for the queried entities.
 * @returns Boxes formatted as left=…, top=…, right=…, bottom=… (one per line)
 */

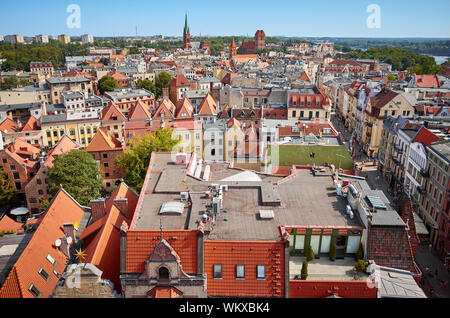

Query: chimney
left=162, top=87, right=169, bottom=99
left=114, top=198, right=129, bottom=218
left=63, top=223, right=75, bottom=242
left=119, top=221, right=128, bottom=275
left=197, top=230, right=204, bottom=275
left=90, top=199, right=106, bottom=222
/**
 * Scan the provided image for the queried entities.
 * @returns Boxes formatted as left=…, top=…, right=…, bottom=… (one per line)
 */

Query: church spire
left=184, top=13, right=189, bottom=35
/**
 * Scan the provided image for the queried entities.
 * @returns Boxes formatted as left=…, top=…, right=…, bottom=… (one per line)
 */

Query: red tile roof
left=176, top=98, right=194, bottom=118
left=20, top=116, right=40, bottom=132
left=43, top=135, right=80, bottom=168
left=0, top=118, right=19, bottom=133
left=0, top=189, right=85, bottom=298
left=330, top=59, right=362, bottom=67
left=0, top=215, right=24, bottom=233
left=86, top=128, right=122, bottom=152
left=154, top=98, right=177, bottom=118
left=204, top=241, right=285, bottom=298
left=81, top=183, right=139, bottom=293
left=413, top=127, right=440, bottom=146
left=198, top=93, right=217, bottom=116
left=101, top=102, right=127, bottom=121
left=171, top=74, right=190, bottom=87
left=128, top=99, right=152, bottom=120
left=148, top=286, right=183, bottom=298
left=367, top=89, right=398, bottom=118
left=414, top=75, right=440, bottom=88
left=368, top=226, right=418, bottom=274
left=125, top=230, right=198, bottom=274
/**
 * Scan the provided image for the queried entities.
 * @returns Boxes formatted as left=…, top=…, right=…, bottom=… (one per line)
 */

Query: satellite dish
left=67, top=237, right=73, bottom=245
left=55, top=239, right=62, bottom=247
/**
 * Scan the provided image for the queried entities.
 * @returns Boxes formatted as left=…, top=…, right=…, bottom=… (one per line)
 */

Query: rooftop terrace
left=132, top=153, right=362, bottom=241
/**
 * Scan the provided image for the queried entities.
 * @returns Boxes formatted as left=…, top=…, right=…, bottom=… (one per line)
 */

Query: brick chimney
left=162, top=87, right=169, bottom=99
left=114, top=198, right=128, bottom=218
left=90, top=199, right=106, bottom=222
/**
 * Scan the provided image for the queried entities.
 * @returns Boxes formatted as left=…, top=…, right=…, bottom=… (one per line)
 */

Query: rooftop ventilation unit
left=259, top=210, right=274, bottom=220
left=211, top=184, right=220, bottom=191
left=180, top=192, right=189, bottom=201
left=221, top=185, right=228, bottom=192
left=213, top=197, right=222, bottom=214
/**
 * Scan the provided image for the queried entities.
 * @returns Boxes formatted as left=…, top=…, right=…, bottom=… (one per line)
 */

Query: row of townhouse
left=378, top=116, right=450, bottom=253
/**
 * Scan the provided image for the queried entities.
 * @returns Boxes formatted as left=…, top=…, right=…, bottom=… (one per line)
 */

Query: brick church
left=238, top=30, right=266, bottom=54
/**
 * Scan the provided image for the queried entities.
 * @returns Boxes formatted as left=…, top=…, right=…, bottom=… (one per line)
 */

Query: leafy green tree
left=1, top=77, right=18, bottom=90
left=115, top=128, right=180, bottom=192
left=48, top=150, right=103, bottom=206
left=99, top=57, right=109, bottom=65
left=129, top=47, right=140, bottom=55
left=355, top=260, right=368, bottom=273
left=154, top=72, right=173, bottom=99
left=355, top=243, right=364, bottom=261
left=0, top=169, right=17, bottom=210
left=301, top=260, right=308, bottom=280
left=387, top=74, right=396, bottom=82
left=39, top=198, right=51, bottom=212
left=136, top=79, right=156, bottom=95
left=98, top=76, right=117, bottom=95
left=305, top=245, right=315, bottom=262
left=329, top=243, right=337, bottom=261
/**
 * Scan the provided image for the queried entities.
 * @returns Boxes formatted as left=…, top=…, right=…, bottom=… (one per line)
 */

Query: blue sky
left=1, top=0, right=449, bottom=38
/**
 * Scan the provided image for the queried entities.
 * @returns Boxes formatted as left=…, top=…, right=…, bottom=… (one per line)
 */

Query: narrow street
left=331, top=113, right=450, bottom=298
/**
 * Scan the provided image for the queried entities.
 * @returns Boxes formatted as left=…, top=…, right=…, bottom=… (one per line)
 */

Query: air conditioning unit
left=211, top=184, right=220, bottom=191
left=221, top=185, right=228, bottom=192
left=180, top=192, right=189, bottom=201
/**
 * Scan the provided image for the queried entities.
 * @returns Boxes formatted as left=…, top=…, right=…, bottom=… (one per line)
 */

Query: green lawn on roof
left=267, top=145, right=354, bottom=170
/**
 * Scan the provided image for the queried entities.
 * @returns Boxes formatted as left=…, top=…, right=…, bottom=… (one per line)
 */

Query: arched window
left=159, top=267, right=169, bottom=281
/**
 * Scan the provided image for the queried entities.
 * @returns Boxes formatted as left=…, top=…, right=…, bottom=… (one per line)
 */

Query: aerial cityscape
left=0, top=0, right=449, bottom=305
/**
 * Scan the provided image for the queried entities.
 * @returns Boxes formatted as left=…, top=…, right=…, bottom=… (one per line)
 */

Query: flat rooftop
left=290, top=257, right=369, bottom=281
left=133, top=153, right=361, bottom=241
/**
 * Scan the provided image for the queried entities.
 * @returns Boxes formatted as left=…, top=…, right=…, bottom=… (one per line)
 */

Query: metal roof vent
left=159, top=202, right=185, bottom=215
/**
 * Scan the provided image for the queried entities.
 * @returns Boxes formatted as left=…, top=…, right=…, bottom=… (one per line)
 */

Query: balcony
left=392, top=158, right=402, bottom=166
left=420, top=169, right=430, bottom=178
left=417, top=185, right=427, bottom=195
left=393, top=145, right=403, bottom=155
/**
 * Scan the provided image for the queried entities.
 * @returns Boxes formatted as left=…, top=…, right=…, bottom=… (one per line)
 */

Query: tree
left=39, top=198, right=51, bottom=212
left=99, top=57, right=109, bottom=66
left=128, top=47, right=140, bottom=55
left=300, top=260, right=308, bottom=280
left=98, top=75, right=117, bottom=95
left=115, top=128, right=180, bottom=193
left=329, top=243, right=337, bottom=261
left=136, top=79, right=156, bottom=96
left=355, top=242, right=364, bottom=260
left=48, top=150, right=103, bottom=206
left=387, top=74, right=396, bottom=82
left=1, top=77, right=18, bottom=90
left=154, top=72, right=173, bottom=99
left=305, top=245, right=315, bottom=262
left=0, top=169, right=17, bottom=210
left=355, top=260, right=368, bottom=273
